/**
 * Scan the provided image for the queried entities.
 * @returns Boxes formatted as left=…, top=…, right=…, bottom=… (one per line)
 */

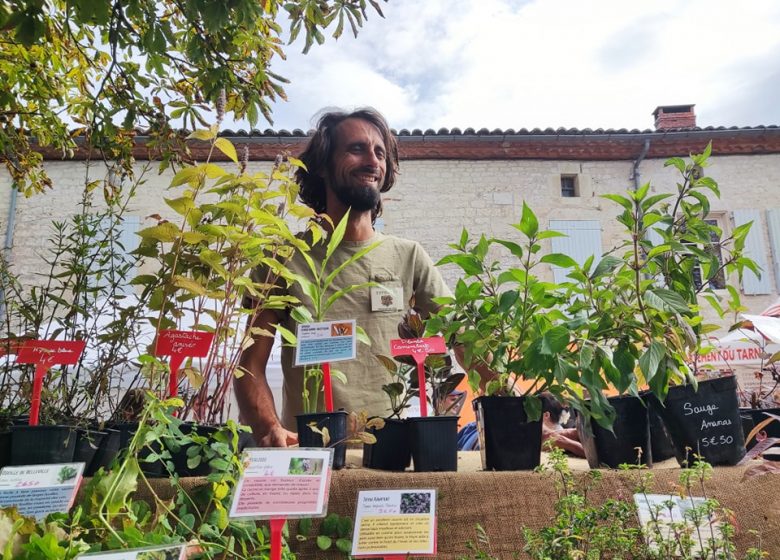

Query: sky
left=253, top=0, right=780, bottom=133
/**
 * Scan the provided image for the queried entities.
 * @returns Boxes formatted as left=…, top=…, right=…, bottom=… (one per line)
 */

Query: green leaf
left=335, top=538, right=352, bottom=553
left=172, top=275, right=207, bottom=296
left=540, top=253, right=578, bottom=269
left=591, top=255, right=622, bottom=279
left=515, top=202, right=538, bottom=238
left=188, top=129, right=216, bottom=141
left=336, top=515, right=353, bottom=537
left=137, top=222, right=181, bottom=243
left=325, top=210, right=350, bottom=263
left=214, top=137, right=238, bottom=163
left=601, top=193, right=632, bottom=210
left=638, top=341, right=665, bottom=382
left=540, top=326, right=569, bottom=355
left=170, top=167, right=200, bottom=187
left=316, top=535, right=332, bottom=550
left=644, top=288, right=690, bottom=314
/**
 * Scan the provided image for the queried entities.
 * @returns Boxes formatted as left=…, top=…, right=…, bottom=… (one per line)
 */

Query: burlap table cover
left=127, top=450, right=780, bottom=559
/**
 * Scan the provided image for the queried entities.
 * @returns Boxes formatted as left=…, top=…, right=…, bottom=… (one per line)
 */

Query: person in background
left=540, top=392, right=585, bottom=457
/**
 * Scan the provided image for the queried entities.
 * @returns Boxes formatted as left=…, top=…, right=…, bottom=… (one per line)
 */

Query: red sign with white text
left=390, top=337, right=447, bottom=361
left=154, top=330, right=214, bottom=357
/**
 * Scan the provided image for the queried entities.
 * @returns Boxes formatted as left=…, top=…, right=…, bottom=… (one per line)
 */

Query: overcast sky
left=254, top=0, right=780, bottom=132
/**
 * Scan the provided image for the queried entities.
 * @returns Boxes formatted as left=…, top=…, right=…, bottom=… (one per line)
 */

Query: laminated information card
left=228, top=448, right=333, bottom=519
left=0, top=462, right=84, bottom=520
left=294, top=320, right=356, bottom=366
left=351, top=489, right=437, bottom=558
left=634, top=493, right=723, bottom=555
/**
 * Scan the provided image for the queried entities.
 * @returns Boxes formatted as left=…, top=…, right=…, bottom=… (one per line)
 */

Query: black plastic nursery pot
left=740, top=407, right=780, bottom=460
left=362, top=417, right=411, bottom=471
left=648, top=404, right=677, bottom=463
left=578, top=395, right=651, bottom=469
left=474, top=396, right=542, bottom=471
left=74, top=429, right=108, bottom=475
left=0, top=430, right=10, bottom=469
left=9, top=425, right=78, bottom=465
left=408, top=415, right=458, bottom=472
left=649, top=375, right=746, bottom=466
left=86, top=427, right=121, bottom=475
left=296, top=410, right=348, bottom=470
left=103, top=421, right=165, bottom=477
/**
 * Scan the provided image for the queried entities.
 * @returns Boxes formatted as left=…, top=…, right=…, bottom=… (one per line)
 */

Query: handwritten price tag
left=154, top=330, right=214, bottom=398
left=390, top=336, right=447, bottom=418
left=15, top=340, right=86, bottom=426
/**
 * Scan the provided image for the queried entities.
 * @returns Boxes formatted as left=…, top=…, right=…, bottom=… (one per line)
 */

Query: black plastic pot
left=362, top=418, right=410, bottom=471
left=740, top=407, right=780, bottom=460
left=408, top=415, right=458, bottom=472
left=296, top=411, right=348, bottom=469
left=87, top=428, right=121, bottom=475
left=9, top=425, right=78, bottom=465
left=474, top=396, right=541, bottom=471
left=74, top=429, right=108, bottom=475
left=649, top=376, right=746, bottom=466
left=648, top=405, right=676, bottom=463
left=579, top=395, right=650, bottom=468
left=0, top=430, right=10, bottom=469
left=103, top=421, right=165, bottom=477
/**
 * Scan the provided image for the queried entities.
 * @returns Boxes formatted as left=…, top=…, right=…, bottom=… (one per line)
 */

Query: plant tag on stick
left=16, top=340, right=86, bottom=425
left=154, top=330, right=214, bottom=397
left=351, top=489, right=437, bottom=558
left=390, top=337, right=447, bottom=418
left=0, top=462, right=84, bottom=520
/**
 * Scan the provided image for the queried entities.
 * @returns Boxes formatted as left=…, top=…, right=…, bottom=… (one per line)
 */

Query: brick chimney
left=653, top=104, right=696, bottom=130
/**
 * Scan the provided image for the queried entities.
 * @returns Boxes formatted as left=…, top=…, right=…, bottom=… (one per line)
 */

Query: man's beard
left=330, top=179, right=381, bottom=212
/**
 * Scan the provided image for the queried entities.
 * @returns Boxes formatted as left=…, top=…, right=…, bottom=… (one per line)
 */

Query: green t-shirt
left=251, top=231, right=451, bottom=429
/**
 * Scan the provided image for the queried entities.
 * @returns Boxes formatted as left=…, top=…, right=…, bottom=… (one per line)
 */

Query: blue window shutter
left=766, top=209, right=780, bottom=293
left=733, top=209, right=771, bottom=295
left=548, top=220, right=602, bottom=284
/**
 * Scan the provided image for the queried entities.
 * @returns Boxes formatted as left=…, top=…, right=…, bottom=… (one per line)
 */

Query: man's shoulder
left=375, top=232, right=424, bottom=252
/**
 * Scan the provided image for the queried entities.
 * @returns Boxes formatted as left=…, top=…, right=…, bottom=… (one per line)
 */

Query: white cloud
left=260, top=0, right=780, bottom=131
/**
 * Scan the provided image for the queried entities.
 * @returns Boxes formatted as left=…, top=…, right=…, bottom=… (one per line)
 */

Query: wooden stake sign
left=390, top=336, right=447, bottom=418
left=154, top=330, right=214, bottom=398
left=16, top=340, right=86, bottom=426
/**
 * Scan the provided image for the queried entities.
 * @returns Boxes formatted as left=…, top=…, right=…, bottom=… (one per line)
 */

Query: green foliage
left=0, top=0, right=387, bottom=195
left=428, top=203, right=576, bottom=420
left=296, top=512, right=353, bottom=557
left=562, top=146, right=758, bottom=423
left=0, top=394, right=298, bottom=559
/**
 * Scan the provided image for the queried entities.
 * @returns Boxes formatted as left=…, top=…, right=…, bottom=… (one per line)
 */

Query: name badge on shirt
left=370, top=280, right=404, bottom=312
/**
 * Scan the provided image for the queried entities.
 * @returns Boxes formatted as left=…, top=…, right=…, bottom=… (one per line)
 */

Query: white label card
left=228, top=448, right=333, bottom=519
left=351, top=489, right=437, bottom=557
left=294, top=320, right=357, bottom=366
left=0, top=462, right=85, bottom=520
left=78, top=544, right=186, bottom=559
left=634, top=493, right=723, bottom=555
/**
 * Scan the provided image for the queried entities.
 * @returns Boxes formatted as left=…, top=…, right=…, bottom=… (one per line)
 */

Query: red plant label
left=0, top=338, right=26, bottom=358
left=16, top=340, right=86, bottom=367
left=155, top=330, right=214, bottom=357
left=390, top=336, right=447, bottom=361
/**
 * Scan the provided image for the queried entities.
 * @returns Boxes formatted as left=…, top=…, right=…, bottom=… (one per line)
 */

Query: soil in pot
left=649, top=375, right=746, bottom=466
left=474, top=396, right=541, bottom=471
left=578, top=395, right=650, bottom=469
left=9, top=425, right=78, bottom=465
left=408, top=415, right=458, bottom=472
left=296, top=411, right=348, bottom=469
left=362, top=417, right=410, bottom=471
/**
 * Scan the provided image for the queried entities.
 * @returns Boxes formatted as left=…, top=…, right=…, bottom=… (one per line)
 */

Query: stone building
left=2, top=104, right=780, bottom=331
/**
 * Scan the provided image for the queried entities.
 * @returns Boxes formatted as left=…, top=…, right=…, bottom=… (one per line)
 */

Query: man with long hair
left=236, top=108, right=450, bottom=447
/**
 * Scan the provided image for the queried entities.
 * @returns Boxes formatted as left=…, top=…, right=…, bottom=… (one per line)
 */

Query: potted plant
left=363, top=354, right=417, bottom=471
left=428, top=204, right=581, bottom=471
left=132, top=117, right=321, bottom=475
left=568, top=144, right=757, bottom=467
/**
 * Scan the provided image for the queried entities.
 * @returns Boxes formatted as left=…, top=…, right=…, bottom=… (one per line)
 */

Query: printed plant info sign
left=634, top=493, right=723, bottom=555
left=294, top=320, right=357, bottom=366
left=351, top=489, right=437, bottom=558
left=0, top=462, right=84, bottom=519
left=229, top=448, right=333, bottom=519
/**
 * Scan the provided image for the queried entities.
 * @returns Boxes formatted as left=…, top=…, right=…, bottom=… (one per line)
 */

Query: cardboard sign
left=77, top=544, right=186, bottom=559
left=634, top=493, right=722, bottom=555
left=351, top=489, right=437, bottom=558
left=294, top=320, right=357, bottom=366
left=390, top=336, right=447, bottom=418
left=229, top=448, right=333, bottom=519
left=0, top=462, right=84, bottom=520
left=154, top=330, right=214, bottom=398
left=15, top=340, right=86, bottom=426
